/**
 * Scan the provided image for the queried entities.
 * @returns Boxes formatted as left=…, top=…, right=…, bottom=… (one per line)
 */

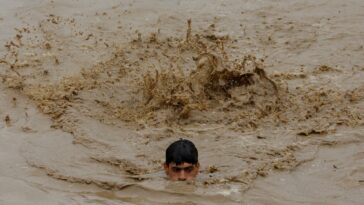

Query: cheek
left=168, top=172, right=180, bottom=180
left=165, top=167, right=173, bottom=175
left=188, top=169, right=199, bottom=177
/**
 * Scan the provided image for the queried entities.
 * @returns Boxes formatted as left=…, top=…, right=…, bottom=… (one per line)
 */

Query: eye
left=172, top=167, right=181, bottom=172
left=184, top=166, right=194, bottom=173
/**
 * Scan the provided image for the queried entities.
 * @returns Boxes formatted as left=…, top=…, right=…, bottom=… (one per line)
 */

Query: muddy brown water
left=0, top=0, right=363, bottom=204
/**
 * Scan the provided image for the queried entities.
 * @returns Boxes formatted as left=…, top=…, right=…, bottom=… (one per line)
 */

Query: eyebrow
left=171, top=165, right=195, bottom=171
left=172, top=165, right=194, bottom=168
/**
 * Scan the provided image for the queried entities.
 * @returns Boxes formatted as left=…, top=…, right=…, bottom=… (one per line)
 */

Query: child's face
left=164, top=162, right=200, bottom=181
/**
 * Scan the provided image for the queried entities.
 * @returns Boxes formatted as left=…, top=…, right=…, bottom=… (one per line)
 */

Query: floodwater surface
left=0, top=0, right=363, bottom=204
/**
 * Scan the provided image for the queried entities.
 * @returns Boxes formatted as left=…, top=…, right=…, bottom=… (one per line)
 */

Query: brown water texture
left=0, top=0, right=363, bottom=204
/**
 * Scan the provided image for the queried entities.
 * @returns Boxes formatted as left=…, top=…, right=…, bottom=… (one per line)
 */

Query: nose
left=178, top=170, right=187, bottom=181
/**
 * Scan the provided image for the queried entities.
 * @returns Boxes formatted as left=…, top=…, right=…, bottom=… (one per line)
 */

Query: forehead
left=169, top=162, right=194, bottom=168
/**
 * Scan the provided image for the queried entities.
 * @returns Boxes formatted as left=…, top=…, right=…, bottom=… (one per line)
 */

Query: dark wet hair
left=165, top=139, right=198, bottom=165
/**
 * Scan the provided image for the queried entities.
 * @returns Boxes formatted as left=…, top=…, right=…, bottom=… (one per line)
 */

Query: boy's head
left=164, top=139, right=199, bottom=181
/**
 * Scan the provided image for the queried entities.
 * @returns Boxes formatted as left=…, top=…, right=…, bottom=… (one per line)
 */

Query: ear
left=194, top=162, right=200, bottom=176
left=163, top=163, right=169, bottom=172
